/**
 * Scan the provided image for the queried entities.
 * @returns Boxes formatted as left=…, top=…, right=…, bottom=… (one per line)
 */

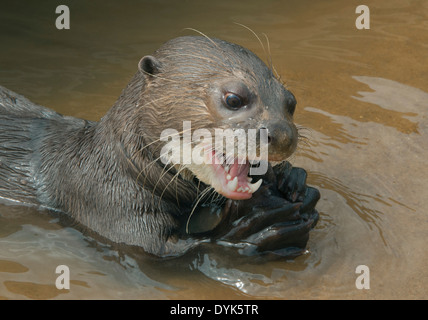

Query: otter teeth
left=248, top=179, right=263, bottom=193
left=227, top=176, right=238, bottom=191
left=225, top=176, right=263, bottom=194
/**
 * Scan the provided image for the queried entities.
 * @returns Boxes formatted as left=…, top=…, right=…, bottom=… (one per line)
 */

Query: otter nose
left=261, top=121, right=296, bottom=150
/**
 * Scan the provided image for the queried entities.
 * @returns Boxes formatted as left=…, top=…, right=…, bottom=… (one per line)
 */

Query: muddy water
left=0, top=0, right=427, bottom=299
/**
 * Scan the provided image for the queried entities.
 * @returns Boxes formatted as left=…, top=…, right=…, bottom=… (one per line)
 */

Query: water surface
left=0, top=0, right=427, bottom=299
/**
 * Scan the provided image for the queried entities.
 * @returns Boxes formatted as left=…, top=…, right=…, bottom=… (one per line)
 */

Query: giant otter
left=0, top=36, right=320, bottom=259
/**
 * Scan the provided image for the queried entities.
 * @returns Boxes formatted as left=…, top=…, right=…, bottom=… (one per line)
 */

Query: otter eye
left=224, top=93, right=244, bottom=110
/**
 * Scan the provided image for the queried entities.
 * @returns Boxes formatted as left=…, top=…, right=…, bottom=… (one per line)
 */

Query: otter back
left=0, top=86, right=93, bottom=206
left=0, top=85, right=181, bottom=255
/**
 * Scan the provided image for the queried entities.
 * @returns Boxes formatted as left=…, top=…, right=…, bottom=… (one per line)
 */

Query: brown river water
left=0, top=0, right=427, bottom=299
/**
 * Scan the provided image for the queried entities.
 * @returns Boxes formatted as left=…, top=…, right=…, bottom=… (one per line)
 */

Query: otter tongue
left=229, top=159, right=249, bottom=182
left=220, top=158, right=263, bottom=200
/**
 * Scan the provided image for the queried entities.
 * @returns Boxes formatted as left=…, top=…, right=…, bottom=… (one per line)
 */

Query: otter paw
left=215, top=193, right=318, bottom=259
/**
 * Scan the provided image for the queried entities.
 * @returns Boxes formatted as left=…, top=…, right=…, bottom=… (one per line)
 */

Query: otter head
left=135, top=36, right=298, bottom=200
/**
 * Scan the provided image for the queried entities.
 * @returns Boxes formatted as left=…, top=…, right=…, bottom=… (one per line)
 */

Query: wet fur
left=0, top=36, right=297, bottom=256
left=0, top=83, right=199, bottom=256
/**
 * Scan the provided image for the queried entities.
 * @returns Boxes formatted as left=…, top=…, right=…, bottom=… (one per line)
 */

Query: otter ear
left=138, top=55, right=162, bottom=77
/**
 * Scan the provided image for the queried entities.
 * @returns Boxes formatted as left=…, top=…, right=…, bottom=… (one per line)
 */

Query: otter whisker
left=161, top=53, right=229, bottom=67
left=133, top=138, right=176, bottom=190
left=174, top=165, right=187, bottom=207
left=261, top=32, right=273, bottom=72
left=273, top=66, right=285, bottom=86
left=151, top=161, right=179, bottom=204
left=130, top=125, right=192, bottom=166
left=136, top=95, right=172, bottom=110
left=211, top=192, right=225, bottom=207
left=233, top=22, right=269, bottom=65
left=157, top=164, right=188, bottom=208
left=139, top=69, right=182, bottom=84
left=261, top=32, right=283, bottom=84
left=195, top=176, right=202, bottom=200
left=296, top=128, right=315, bottom=153
left=138, top=136, right=197, bottom=199
left=182, top=28, right=220, bottom=49
left=124, top=134, right=164, bottom=161
left=204, top=186, right=224, bottom=207
left=134, top=124, right=210, bottom=187
left=185, top=185, right=215, bottom=234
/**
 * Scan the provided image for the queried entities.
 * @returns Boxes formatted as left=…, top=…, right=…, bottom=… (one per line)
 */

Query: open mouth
left=207, top=150, right=263, bottom=200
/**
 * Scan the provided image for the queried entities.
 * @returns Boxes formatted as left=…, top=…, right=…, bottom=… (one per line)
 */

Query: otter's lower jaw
left=187, top=150, right=263, bottom=201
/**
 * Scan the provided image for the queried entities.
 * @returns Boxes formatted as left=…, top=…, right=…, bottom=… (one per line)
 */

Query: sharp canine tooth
left=226, top=174, right=231, bottom=180
left=247, top=177, right=253, bottom=183
left=225, top=165, right=230, bottom=173
left=249, top=179, right=263, bottom=193
left=227, top=176, right=238, bottom=192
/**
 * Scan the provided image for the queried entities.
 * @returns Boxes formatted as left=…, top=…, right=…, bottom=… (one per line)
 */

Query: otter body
left=0, top=36, right=320, bottom=259
left=0, top=85, right=184, bottom=255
